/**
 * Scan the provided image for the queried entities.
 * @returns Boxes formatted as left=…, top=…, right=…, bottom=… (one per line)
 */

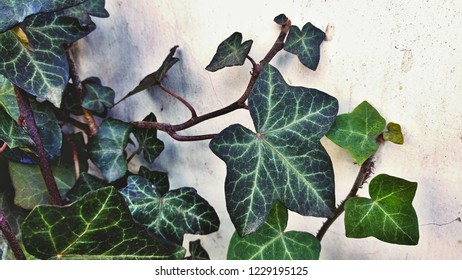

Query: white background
left=75, top=0, right=462, bottom=259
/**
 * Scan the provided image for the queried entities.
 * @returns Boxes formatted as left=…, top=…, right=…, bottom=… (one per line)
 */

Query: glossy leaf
left=0, top=107, right=34, bottom=150
left=81, top=77, right=115, bottom=114
left=22, top=187, right=185, bottom=259
left=117, top=46, right=179, bottom=105
left=133, top=113, right=164, bottom=164
left=227, top=202, right=320, bottom=260
left=210, top=64, right=338, bottom=236
left=66, top=172, right=106, bottom=202
left=61, top=0, right=109, bottom=25
left=187, top=240, right=210, bottom=260
left=138, top=166, right=169, bottom=196
left=206, top=32, right=253, bottom=72
left=284, top=22, right=325, bottom=70
left=274, top=14, right=289, bottom=26
left=344, top=174, right=419, bottom=245
left=30, top=100, right=62, bottom=160
left=0, top=2, right=106, bottom=107
left=87, top=118, right=133, bottom=182
left=383, top=122, right=404, bottom=144
left=120, top=176, right=220, bottom=244
left=0, top=75, right=19, bottom=121
left=9, top=161, right=75, bottom=209
left=0, top=0, right=88, bottom=32
left=326, top=101, right=386, bottom=165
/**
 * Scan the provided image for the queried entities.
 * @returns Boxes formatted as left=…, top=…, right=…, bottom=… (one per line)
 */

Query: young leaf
left=284, top=22, right=325, bottom=70
left=326, top=101, right=386, bottom=165
left=205, top=32, right=253, bottom=72
left=132, top=113, right=164, bottom=164
left=9, top=161, right=75, bottom=209
left=186, top=240, right=210, bottom=260
left=344, top=174, right=419, bottom=245
left=210, top=64, right=338, bottom=236
left=22, top=187, right=185, bottom=259
left=138, top=166, right=170, bottom=196
left=0, top=75, right=20, bottom=121
left=227, top=202, right=321, bottom=260
left=274, top=14, right=289, bottom=26
left=87, top=119, right=133, bottom=182
left=30, top=100, right=62, bottom=160
left=120, top=176, right=220, bottom=244
left=383, top=122, right=404, bottom=144
left=66, top=172, right=107, bottom=202
left=81, top=77, right=115, bottom=115
left=0, top=108, right=34, bottom=150
left=0, top=0, right=88, bottom=32
left=117, top=46, right=179, bottom=105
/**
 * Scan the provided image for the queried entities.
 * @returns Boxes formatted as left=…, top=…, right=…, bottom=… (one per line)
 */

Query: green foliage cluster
left=0, top=1, right=418, bottom=260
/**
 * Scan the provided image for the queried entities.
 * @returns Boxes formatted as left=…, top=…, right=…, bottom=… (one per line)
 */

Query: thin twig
left=14, top=85, right=64, bottom=206
left=0, top=142, right=7, bottom=153
left=0, top=209, right=26, bottom=260
left=159, top=83, right=197, bottom=118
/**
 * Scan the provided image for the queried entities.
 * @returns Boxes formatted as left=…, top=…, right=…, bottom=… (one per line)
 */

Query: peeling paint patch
left=401, top=49, right=414, bottom=73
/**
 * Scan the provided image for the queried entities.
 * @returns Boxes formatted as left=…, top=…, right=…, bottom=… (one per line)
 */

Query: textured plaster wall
left=76, top=0, right=462, bottom=259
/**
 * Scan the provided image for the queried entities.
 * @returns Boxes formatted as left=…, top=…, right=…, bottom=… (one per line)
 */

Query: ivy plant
left=0, top=1, right=419, bottom=260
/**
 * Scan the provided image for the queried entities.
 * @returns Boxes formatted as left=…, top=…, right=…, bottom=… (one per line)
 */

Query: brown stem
left=0, top=209, right=26, bottom=260
left=0, top=142, right=7, bottom=153
left=159, top=83, right=197, bottom=118
left=66, top=47, right=98, bottom=136
left=14, top=85, right=64, bottom=206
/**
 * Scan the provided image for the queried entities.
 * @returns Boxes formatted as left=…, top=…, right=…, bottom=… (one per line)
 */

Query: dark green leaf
left=205, top=32, right=253, bottom=72
left=60, top=84, right=83, bottom=115
left=138, top=166, right=169, bottom=196
left=0, top=75, right=19, bottom=121
left=227, top=202, right=320, bottom=260
left=120, top=176, right=220, bottom=244
left=274, top=14, right=289, bottom=26
left=81, top=77, right=115, bottom=115
left=210, top=64, right=338, bottom=236
left=61, top=0, right=109, bottom=25
left=87, top=119, right=133, bottom=182
left=66, top=172, right=106, bottom=202
left=133, top=113, right=164, bottom=164
left=284, top=22, right=325, bottom=70
left=22, top=187, right=185, bottom=259
left=0, top=107, right=34, bottom=150
left=0, top=0, right=88, bottom=32
left=117, top=46, right=179, bottom=105
left=383, top=122, right=404, bottom=144
left=9, top=161, right=75, bottom=209
left=326, top=101, right=386, bottom=165
left=30, top=100, right=62, bottom=160
left=187, top=240, right=210, bottom=260
left=344, top=174, right=419, bottom=245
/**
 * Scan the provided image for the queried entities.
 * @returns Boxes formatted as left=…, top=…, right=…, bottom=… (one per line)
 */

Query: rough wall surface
left=76, top=0, right=462, bottom=259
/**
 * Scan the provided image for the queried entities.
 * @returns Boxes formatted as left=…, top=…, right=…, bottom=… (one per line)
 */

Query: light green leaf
left=66, top=172, right=107, bottom=202
left=9, top=161, right=75, bottom=209
left=138, top=166, right=169, bottom=196
left=132, top=113, right=164, bottom=164
left=0, top=107, right=34, bottom=150
left=227, top=202, right=320, bottom=260
left=0, top=0, right=88, bottom=32
left=120, top=176, right=220, bottom=244
left=326, top=101, right=386, bottom=165
left=205, top=32, right=253, bottom=72
left=81, top=77, right=115, bottom=115
left=284, top=22, right=325, bottom=70
left=0, top=75, right=19, bottom=121
left=186, top=240, right=210, bottom=260
left=344, top=174, right=419, bottom=245
left=383, top=122, right=404, bottom=144
left=210, top=64, right=338, bottom=236
left=22, top=187, right=185, bottom=259
left=30, top=100, right=62, bottom=160
left=87, top=118, right=133, bottom=182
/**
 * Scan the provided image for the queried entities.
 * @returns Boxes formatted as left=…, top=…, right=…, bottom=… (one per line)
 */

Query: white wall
left=76, top=0, right=462, bottom=259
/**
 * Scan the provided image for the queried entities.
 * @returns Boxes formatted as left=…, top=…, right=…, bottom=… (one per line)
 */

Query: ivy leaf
left=274, top=14, right=289, bottom=26
left=117, top=46, right=179, bottom=105
left=22, top=187, right=185, bottom=259
left=227, top=202, right=320, bottom=260
left=87, top=119, right=133, bottom=182
left=138, top=166, right=169, bottom=196
left=0, top=107, right=34, bottom=150
left=284, top=22, right=325, bottom=70
left=344, top=174, right=419, bottom=245
left=120, top=176, right=220, bottom=244
left=0, top=75, right=19, bottom=121
left=383, top=122, right=404, bottom=144
left=30, top=100, right=62, bottom=160
left=66, top=172, right=107, bottom=202
left=61, top=0, right=109, bottom=25
left=0, top=0, right=88, bottom=32
left=0, top=2, right=106, bottom=107
left=210, top=64, right=338, bottom=236
left=205, top=32, right=253, bottom=72
left=326, top=101, right=386, bottom=165
left=132, top=113, right=164, bottom=164
left=81, top=77, right=115, bottom=115
left=186, top=240, right=210, bottom=260
left=9, top=161, right=75, bottom=209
